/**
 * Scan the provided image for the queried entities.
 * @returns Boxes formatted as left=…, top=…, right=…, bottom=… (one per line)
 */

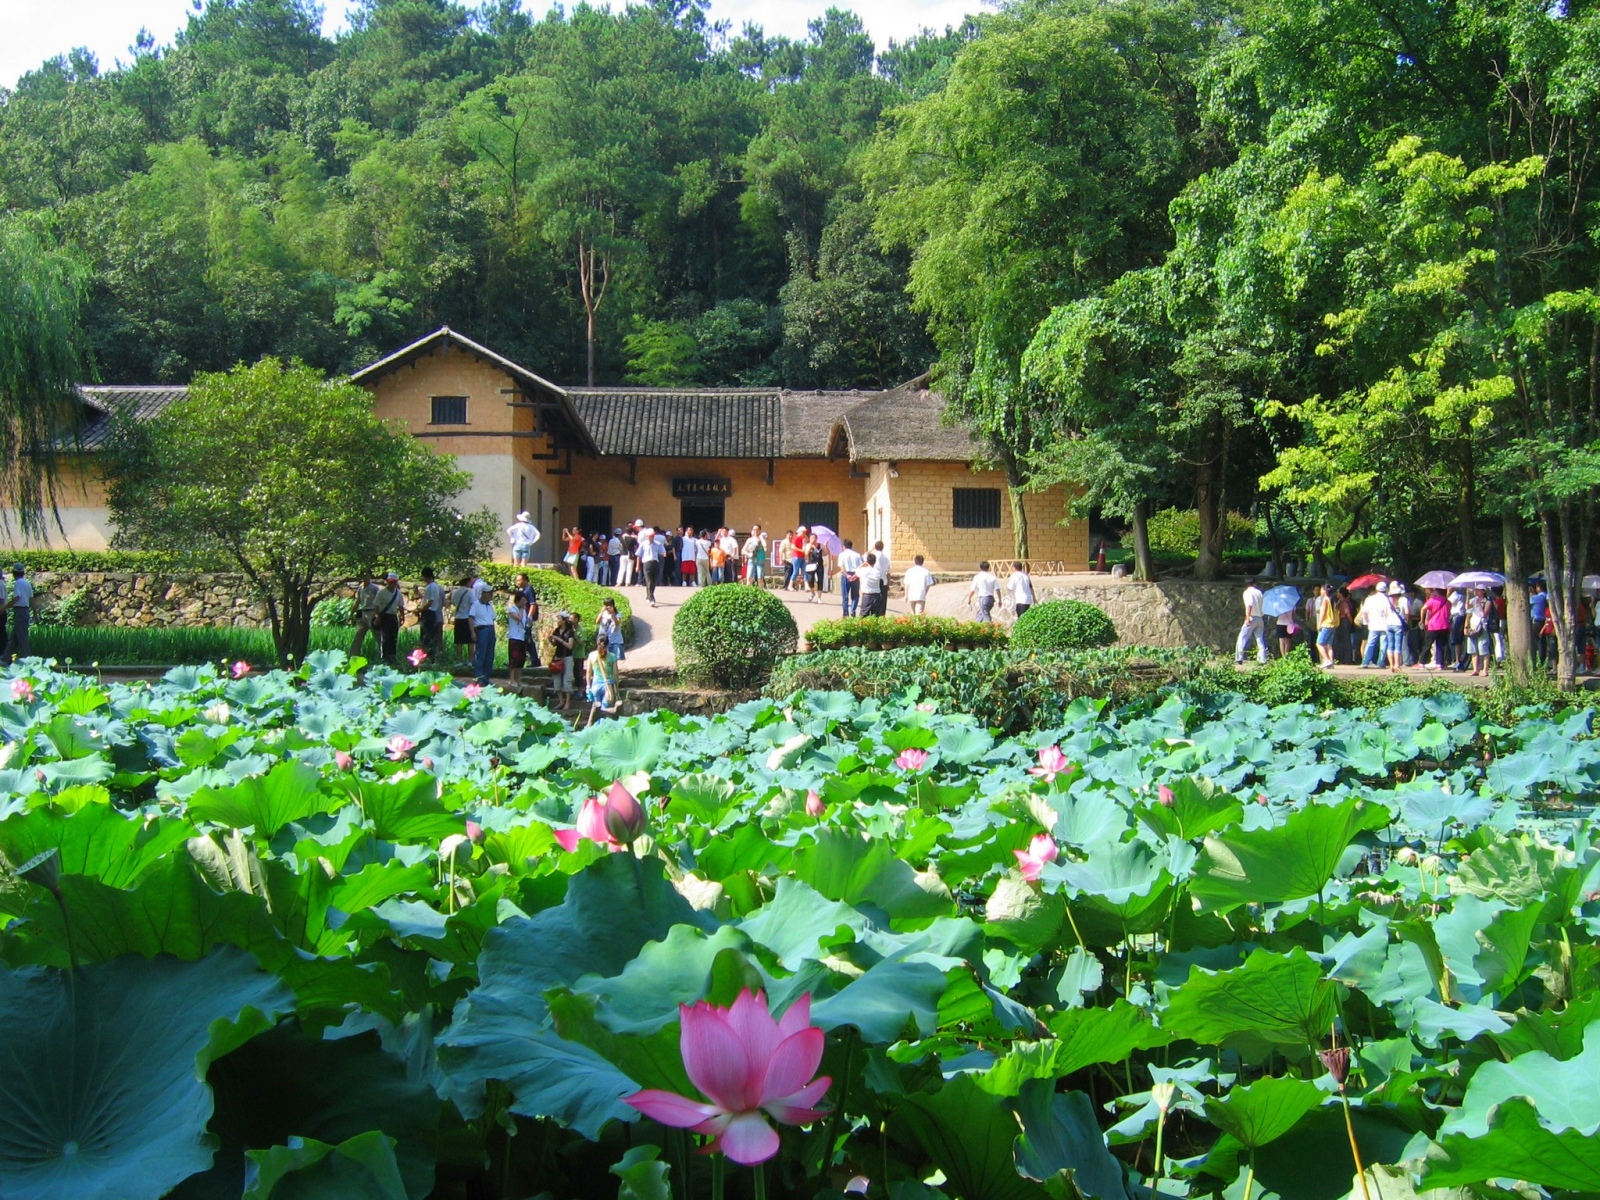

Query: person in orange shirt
left=708, top=540, right=728, bottom=585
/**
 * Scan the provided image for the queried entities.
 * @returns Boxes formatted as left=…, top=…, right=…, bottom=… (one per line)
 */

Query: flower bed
left=0, top=658, right=1595, bottom=1200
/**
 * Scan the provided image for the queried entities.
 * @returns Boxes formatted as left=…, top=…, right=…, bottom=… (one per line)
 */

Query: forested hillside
left=0, top=0, right=955, bottom=388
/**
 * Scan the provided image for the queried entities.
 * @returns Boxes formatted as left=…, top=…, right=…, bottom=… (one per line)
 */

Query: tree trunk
left=1501, top=512, right=1532, bottom=685
left=1458, top=434, right=1476, bottom=566
left=1008, top=486, right=1030, bottom=561
left=1131, top=498, right=1156, bottom=582
left=271, top=582, right=314, bottom=667
left=1194, top=454, right=1225, bottom=581
left=1539, top=505, right=1581, bottom=691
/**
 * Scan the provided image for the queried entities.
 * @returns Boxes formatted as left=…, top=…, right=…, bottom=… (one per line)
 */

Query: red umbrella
left=1348, top=573, right=1387, bottom=590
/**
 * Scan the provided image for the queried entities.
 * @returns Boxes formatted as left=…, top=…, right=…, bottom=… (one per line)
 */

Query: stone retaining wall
left=1033, top=577, right=1243, bottom=651
left=31, top=571, right=376, bottom=628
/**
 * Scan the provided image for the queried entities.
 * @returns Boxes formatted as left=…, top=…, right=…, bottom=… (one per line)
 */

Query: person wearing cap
left=3, top=563, right=31, bottom=662
left=470, top=584, right=497, bottom=686
left=507, top=511, right=541, bottom=567
left=374, top=573, right=405, bottom=664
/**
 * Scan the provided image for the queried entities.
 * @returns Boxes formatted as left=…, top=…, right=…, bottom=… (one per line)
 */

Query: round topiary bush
left=674, top=584, right=799, bottom=688
left=1010, top=598, right=1117, bottom=650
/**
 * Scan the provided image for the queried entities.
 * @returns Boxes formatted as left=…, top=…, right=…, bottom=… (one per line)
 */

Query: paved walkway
left=618, top=581, right=924, bottom=674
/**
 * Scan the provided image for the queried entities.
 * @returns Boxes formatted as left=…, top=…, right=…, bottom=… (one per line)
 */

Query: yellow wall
left=881, top=462, right=1087, bottom=573
left=361, top=348, right=569, bottom=561
left=0, top=458, right=114, bottom=550
left=557, top=456, right=868, bottom=547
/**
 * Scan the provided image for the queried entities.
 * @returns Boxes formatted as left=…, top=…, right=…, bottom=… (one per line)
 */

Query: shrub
left=16, top=550, right=193, bottom=573
left=1144, top=508, right=1257, bottom=557
left=767, top=645, right=1217, bottom=731
left=1010, top=599, right=1117, bottom=650
left=805, top=615, right=1008, bottom=652
left=310, top=596, right=355, bottom=628
left=675, top=583, right=797, bottom=688
left=33, top=589, right=91, bottom=628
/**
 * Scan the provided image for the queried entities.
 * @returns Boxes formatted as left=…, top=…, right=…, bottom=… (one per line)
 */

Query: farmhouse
left=32, top=327, right=1087, bottom=572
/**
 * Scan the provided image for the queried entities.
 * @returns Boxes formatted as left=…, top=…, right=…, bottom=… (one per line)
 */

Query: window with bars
left=952, top=488, right=1002, bottom=529
left=798, top=502, right=839, bottom=531
left=430, top=395, right=468, bottom=424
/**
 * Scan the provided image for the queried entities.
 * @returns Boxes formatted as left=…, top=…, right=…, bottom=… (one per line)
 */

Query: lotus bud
left=16, top=847, right=61, bottom=896
left=1420, top=854, right=1443, bottom=873
left=1319, top=1046, right=1350, bottom=1089
left=334, top=750, right=354, bottom=771
left=603, top=781, right=647, bottom=845
left=465, top=820, right=484, bottom=844
left=1151, top=1080, right=1177, bottom=1113
left=845, top=1178, right=870, bottom=1195
left=1394, top=846, right=1419, bottom=864
left=1157, top=784, right=1175, bottom=808
left=805, top=790, right=826, bottom=817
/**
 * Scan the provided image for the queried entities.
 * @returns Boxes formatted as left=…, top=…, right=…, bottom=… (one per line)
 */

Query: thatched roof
left=827, top=385, right=985, bottom=463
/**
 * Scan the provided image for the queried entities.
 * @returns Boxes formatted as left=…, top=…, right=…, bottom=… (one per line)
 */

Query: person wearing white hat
left=507, top=512, right=541, bottom=567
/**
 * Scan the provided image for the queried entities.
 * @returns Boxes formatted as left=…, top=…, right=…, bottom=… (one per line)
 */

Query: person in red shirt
left=787, top=527, right=808, bottom=591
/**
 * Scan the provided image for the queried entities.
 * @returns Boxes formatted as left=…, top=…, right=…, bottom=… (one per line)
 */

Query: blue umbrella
left=1261, top=585, right=1301, bottom=617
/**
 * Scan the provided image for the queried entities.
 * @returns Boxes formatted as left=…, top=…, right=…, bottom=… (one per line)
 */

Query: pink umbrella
left=809, top=525, right=843, bottom=556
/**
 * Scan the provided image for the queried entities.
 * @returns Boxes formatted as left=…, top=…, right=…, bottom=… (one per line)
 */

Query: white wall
left=453, top=453, right=518, bottom=560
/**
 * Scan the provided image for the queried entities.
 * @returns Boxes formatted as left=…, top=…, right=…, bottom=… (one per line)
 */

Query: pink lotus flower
left=386, top=735, right=415, bottom=761
left=553, top=782, right=645, bottom=850
left=10, top=679, right=33, bottom=703
left=463, top=683, right=483, bottom=700
left=334, top=750, right=354, bottom=771
left=409, top=648, right=428, bottom=667
left=1014, top=832, right=1059, bottom=882
left=465, top=820, right=484, bottom=844
left=805, top=790, right=826, bottom=817
left=625, top=989, right=830, bottom=1164
left=420, top=755, right=434, bottom=770
left=231, top=660, right=250, bottom=679
left=1028, top=745, right=1073, bottom=783
left=430, top=683, right=441, bottom=694
left=894, top=747, right=929, bottom=772
left=1157, top=784, right=1175, bottom=808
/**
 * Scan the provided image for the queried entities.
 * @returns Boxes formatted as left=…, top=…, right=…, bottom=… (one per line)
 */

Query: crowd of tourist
left=1235, top=575, right=1585, bottom=674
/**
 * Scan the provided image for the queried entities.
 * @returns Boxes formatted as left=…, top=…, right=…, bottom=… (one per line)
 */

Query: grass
left=31, top=624, right=524, bottom=669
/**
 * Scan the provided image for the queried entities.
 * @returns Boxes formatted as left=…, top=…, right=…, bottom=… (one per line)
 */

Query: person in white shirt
left=639, top=526, right=665, bottom=606
left=1006, top=561, right=1035, bottom=617
left=742, top=525, right=769, bottom=585
left=836, top=540, right=864, bottom=616
left=873, top=540, right=891, bottom=586
left=506, top=512, right=541, bottom=567
left=469, top=586, right=498, bottom=686
left=420, top=567, right=446, bottom=656
left=1234, top=577, right=1269, bottom=664
left=4, top=564, right=29, bottom=661
left=965, top=561, right=1000, bottom=622
left=506, top=592, right=529, bottom=691
left=902, top=555, right=934, bottom=614
left=859, top=552, right=887, bottom=616
left=1357, top=585, right=1396, bottom=668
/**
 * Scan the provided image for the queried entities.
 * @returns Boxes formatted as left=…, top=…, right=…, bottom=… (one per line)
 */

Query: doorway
left=681, top=501, right=724, bottom=533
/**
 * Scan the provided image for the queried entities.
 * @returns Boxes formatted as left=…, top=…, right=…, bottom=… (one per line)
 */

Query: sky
left=0, top=0, right=983, bottom=88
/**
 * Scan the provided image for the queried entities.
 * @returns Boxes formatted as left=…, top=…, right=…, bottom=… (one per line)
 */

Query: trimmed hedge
left=474, top=566, right=632, bottom=645
left=805, top=615, right=1009, bottom=652
left=11, top=550, right=191, bottom=573
left=675, top=583, right=797, bottom=688
left=767, top=645, right=1218, bottom=732
left=1010, top=599, right=1117, bottom=650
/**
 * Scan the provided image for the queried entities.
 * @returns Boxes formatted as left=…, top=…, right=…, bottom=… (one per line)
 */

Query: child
left=597, top=598, right=625, bottom=662
left=506, top=593, right=529, bottom=692
left=548, top=612, right=576, bottom=712
left=584, top=632, right=620, bottom=727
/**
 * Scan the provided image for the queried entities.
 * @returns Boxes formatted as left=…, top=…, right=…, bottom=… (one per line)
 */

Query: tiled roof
left=829, top=386, right=985, bottom=463
left=69, top=385, right=186, bottom=450
left=568, top=389, right=783, bottom=458
left=778, top=391, right=872, bottom=457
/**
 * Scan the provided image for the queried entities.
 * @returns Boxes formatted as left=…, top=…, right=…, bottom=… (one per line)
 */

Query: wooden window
left=952, top=488, right=1002, bottom=529
left=798, top=501, right=839, bottom=530
left=430, top=395, right=468, bottom=424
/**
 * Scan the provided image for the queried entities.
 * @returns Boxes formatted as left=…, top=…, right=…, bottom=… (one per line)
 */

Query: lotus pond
left=2, top=655, right=1599, bottom=1200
